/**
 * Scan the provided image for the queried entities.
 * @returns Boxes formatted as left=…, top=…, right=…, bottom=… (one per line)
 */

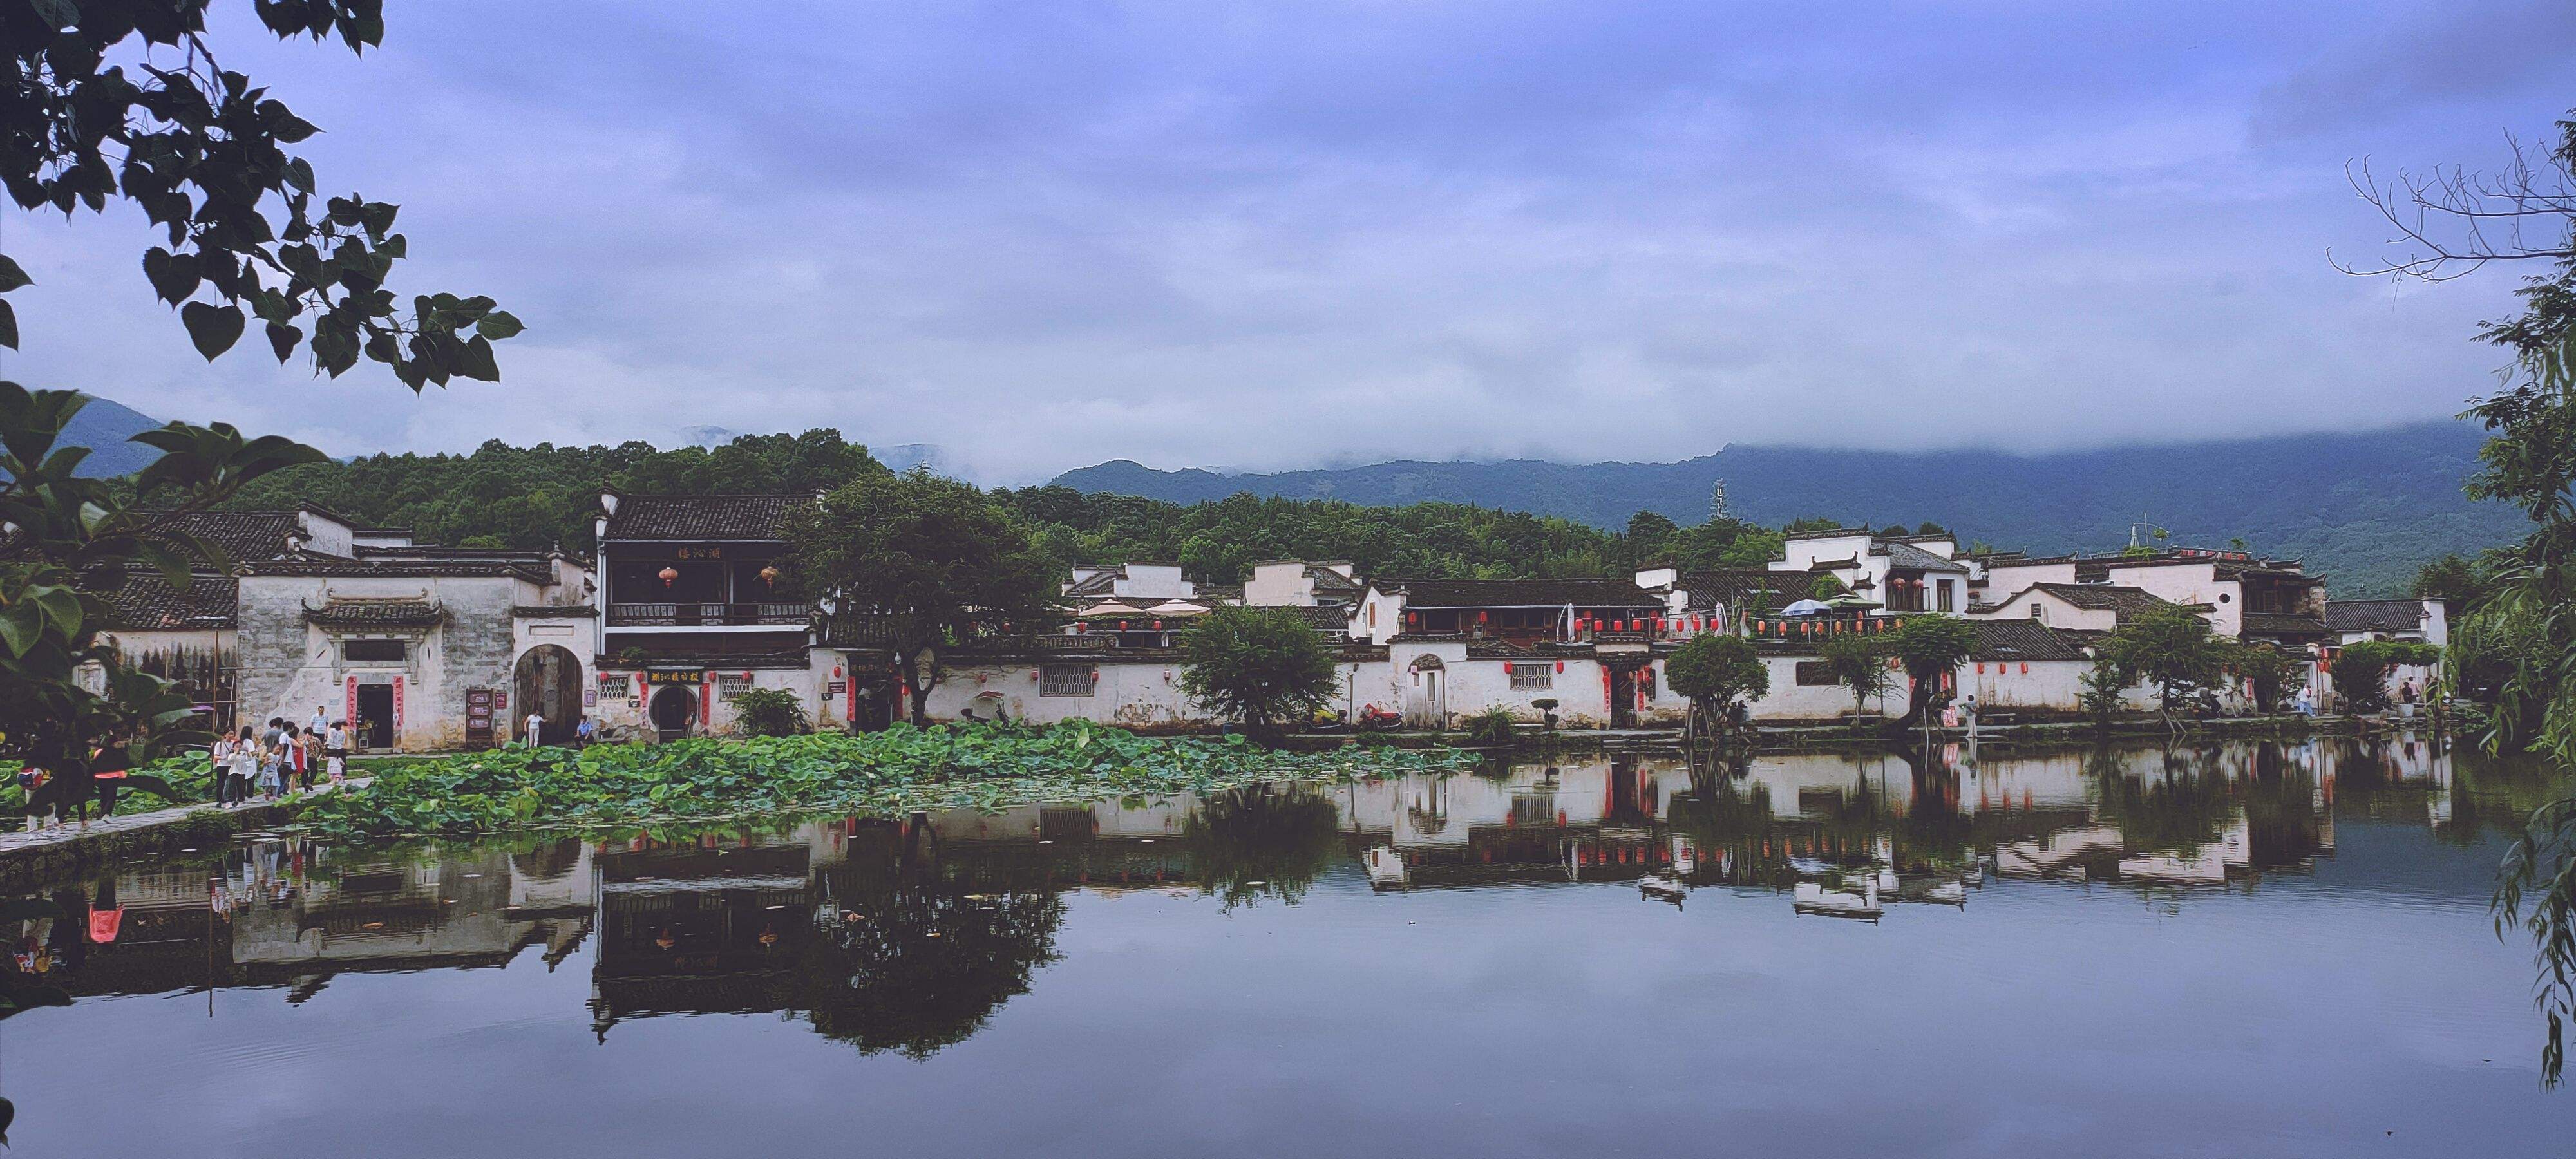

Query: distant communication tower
left=1709, top=478, right=1730, bottom=523
left=2127, top=514, right=2169, bottom=549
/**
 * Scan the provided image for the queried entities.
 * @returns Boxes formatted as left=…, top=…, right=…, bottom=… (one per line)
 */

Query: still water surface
left=6, top=737, right=2575, bottom=1157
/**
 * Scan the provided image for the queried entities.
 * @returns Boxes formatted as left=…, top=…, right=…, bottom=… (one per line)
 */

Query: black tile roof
left=97, top=572, right=238, bottom=630
left=2324, top=599, right=2427, bottom=634
left=1288, top=605, right=1354, bottom=632
left=240, top=558, right=551, bottom=582
left=1381, top=578, right=1661, bottom=608
left=302, top=599, right=448, bottom=628
left=1676, top=569, right=1802, bottom=613
left=1875, top=540, right=1969, bottom=574
left=1968, top=619, right=2092, bottom=663
left=602, top=494, right=809, bottom=542
left=2025, top=582, right=2177, bottom=621
left=2242, top=612, right=2331, bottom=636
left=142, top=511, right=300, bottom=561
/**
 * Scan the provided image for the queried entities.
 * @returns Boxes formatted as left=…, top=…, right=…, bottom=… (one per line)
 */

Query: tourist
left=278, top=724, right=299, bottom=793
left=210, top=731, right=236, bottom=803
left=18, top=765, right=48, bottom=831
left=93, top=757, right=125, bottom=820
left=326, top=719, right=349, bottom=784
left=2398, top=677, right=2419, bottom=721
left=524, top=710, right=545, bottom=749
left=1962, top=694, right=1980, bottom=742
left=2295, top=686, right=2315, bottom=717
left=223, top=726, right=256, bottom=806
left=574, top=715, right=596, bottom=749
left=308, top=704, right=328, bottom=737
left=256, top=729, right=283, bottom=802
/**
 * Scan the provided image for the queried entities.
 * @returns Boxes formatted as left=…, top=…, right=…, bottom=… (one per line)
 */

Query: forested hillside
left=209, top=429, right=1772, bottom=581
left=73, top=404, right=2506, bottom=594
left=1054, top=420, right=2523, bottom=595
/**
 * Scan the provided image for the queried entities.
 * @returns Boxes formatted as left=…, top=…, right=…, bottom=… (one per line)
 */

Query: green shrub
left=1462, top=706, right=1516, bottom=746
left=732, top=688, right=810, bottom=737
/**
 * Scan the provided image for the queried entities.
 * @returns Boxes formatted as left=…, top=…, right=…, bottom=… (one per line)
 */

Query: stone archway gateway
left=513, top=644, right=584, bottom=745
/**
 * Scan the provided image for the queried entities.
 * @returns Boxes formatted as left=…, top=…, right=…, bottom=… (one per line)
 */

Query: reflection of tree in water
left=790, top=858, right=1066, bottom=1060
left=2090, top=748, right=2235, bottom=858
left=1890, top=749, right=1974, bottom=869
left=1667, top=770, right=1788, bottom=884
left=1182, top=784, right=1343, bottom=909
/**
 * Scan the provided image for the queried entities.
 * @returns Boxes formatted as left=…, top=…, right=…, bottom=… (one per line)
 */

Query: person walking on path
left=1962, top=694, right=1980, bottom=743
left=325, top=720, right=349, bottom=784
left=523, top=710, right=545, bottom=749
left=93, top=757, right=126, bottom=820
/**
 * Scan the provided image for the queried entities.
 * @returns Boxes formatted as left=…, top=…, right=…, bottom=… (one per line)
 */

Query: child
left=325, top=719, right=349, bottom=784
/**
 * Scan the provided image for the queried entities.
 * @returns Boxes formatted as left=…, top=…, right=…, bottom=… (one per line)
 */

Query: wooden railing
left=609, top=601, right=811, bottom=627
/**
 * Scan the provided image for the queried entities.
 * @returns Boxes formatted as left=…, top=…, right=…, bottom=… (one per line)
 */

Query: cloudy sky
left=6, top=0, right=2575, bottom=483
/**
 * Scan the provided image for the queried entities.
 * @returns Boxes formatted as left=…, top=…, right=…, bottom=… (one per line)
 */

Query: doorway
left=1406, top=655, right=1448, bottom=729
left=649, top=684, right=697, bottom=742
left=513, top=645, right=583, bottom=744
left=1607, top=666, right=1638, bottom=728
left=355, top=683, right=394, bottom=749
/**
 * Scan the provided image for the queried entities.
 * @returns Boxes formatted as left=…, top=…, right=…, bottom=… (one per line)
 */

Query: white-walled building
left=1771, top=529, right=1971, bottom=614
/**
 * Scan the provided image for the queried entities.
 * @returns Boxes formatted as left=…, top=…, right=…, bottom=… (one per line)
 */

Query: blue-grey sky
left=6, top=0, right=2575, bottom=483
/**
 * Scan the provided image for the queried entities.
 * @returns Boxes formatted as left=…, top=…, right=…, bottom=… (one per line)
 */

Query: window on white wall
left=715, top=673, right=753, bottom=701
left=1041, top=664, right=1098, bottom=697
left=1509, top=663, right=1552, bottom=690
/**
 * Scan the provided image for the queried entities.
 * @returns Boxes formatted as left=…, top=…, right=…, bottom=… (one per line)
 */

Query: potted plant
left=1531, top=698, right=1560, bottom=731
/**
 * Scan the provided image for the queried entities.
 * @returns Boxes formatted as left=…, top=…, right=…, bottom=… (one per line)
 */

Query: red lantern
left=658, top=565, right=679, bottom=587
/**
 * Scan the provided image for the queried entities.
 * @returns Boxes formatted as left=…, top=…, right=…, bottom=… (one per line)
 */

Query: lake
left=5, top=736, right=2574, bottom=1157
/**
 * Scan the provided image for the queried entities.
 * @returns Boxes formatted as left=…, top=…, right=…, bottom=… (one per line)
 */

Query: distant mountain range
left=1052, top=420, right=2527, bottom=596
left=53, top=393, right=168, bottom=478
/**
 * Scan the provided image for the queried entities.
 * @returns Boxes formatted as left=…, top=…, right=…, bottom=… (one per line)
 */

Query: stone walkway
left=0, top=779, right=367, bottom=860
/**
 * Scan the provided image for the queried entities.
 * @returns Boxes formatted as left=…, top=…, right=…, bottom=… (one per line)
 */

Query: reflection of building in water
left=13, top=838, right=597, bottom=1001
left=232, top=842, right=593, bottom=985
left=4, top=737, right=2508, bottom=1033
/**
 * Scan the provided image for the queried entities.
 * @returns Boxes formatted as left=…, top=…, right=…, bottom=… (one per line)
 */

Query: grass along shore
left=279, top=721, right=1472, bottom=838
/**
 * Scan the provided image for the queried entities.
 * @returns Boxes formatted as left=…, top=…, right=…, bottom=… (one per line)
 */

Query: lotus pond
left=5, top=736, right=2575, bottom=1157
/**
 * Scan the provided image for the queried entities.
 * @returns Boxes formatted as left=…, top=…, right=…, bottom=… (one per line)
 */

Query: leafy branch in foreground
left=2, top=0, right=518, bottom=384
left=1, top=384, right=326, bottom=815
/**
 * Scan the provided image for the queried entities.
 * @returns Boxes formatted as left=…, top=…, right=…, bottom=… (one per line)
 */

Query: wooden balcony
left=607, top=601, right=811, bottom=628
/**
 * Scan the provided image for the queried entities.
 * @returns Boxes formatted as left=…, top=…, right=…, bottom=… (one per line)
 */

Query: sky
left=6, top=0, right=2575, bottom=484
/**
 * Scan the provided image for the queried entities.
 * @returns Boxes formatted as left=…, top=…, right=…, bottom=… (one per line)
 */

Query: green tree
left=2329, top=639, right=2441, bottom=715
left=787, top=471, right=1059, bottom=725
left=3, top=1, right=518, bottom=384
left=1817, top=631, right=1891, bottom=728
left=2224, top=641, right=2298, bottom=713
left=2078, top=657, right=2130, bottom=731
left=1808, top=573, right=1847, bottom=601
left=2412, top=553, right=2492, bottom=609
left=1663, top=633, right=1768, bottom=743
left=1888, top=615, right=1978, bottom=729
left=1176, top=606, right=1338, bottom=735
left=2358, top=114, right=2576, bottom=1081
left=2096, top=605, right=2228, bottom=721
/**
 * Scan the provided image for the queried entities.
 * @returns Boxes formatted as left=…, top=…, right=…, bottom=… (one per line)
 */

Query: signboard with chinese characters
left=673, top=546, right=724, bottom=560
left=464, top=687, right=496, bottom=747
left=645, top=670, right=703, bottom=685
left=392, top=675, right=406, bottom=734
